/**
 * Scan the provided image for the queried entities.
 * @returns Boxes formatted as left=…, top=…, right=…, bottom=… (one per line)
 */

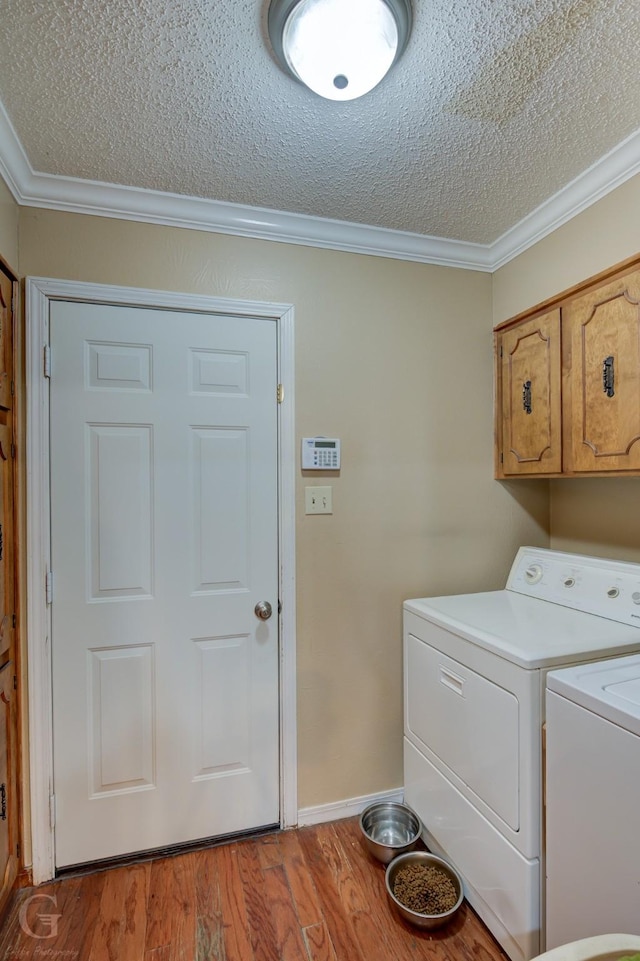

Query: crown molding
left=0, top=101, right=491, bottom=271
left=0, top=100, right=32, bottom=200
left=1, top=98, right=640, bottom=272
left=20, top=173, right=495, bottom=271
left=489, top=126, right=640, bottom=270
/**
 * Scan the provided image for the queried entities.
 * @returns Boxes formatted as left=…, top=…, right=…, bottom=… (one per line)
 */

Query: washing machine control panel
left=507, top=547, right=640, bottom=626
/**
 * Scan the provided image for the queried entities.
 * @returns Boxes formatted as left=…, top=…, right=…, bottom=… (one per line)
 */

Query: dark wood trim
left=0, top=255, right=18, bottom=285
left=15, top=867, right=31, bottom=889
left=0, top=263, right=20, bottom=917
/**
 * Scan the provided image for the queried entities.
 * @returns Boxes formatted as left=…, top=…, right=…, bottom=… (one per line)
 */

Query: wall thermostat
left=301, top=437, right=341, bottom=470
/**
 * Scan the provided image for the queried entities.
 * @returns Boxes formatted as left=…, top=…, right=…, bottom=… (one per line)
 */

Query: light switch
left=305, top=486, right=332, bottom=514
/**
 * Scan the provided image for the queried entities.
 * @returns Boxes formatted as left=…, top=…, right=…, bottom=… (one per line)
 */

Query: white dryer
left=546, top=653, right=640, bottom=948
left=403, top=548, right=640, bottom=961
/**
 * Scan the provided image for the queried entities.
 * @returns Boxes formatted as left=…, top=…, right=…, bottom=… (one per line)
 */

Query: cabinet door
left=498, top=309, right=562, bottom=476
left=0, top=661, right=17, bottom=911
left=0, top=263, right=17, bottom=916
left=566, top=269, right=640, bottom=472
left=0, top=424, right=14, bottom=665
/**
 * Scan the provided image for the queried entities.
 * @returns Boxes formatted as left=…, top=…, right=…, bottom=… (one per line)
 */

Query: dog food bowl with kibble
left=385, top=851, right=464, bottom=929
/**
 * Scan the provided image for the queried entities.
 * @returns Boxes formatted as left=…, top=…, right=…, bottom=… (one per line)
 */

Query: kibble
left=392, top=863, right=458, bottom=914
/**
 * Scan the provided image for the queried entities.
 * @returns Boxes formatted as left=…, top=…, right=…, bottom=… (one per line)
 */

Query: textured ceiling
left=0, top=0, right=639, bottom=245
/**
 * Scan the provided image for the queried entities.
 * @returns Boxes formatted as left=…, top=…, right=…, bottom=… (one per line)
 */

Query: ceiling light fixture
left=268, top=0, right=412, bottom=102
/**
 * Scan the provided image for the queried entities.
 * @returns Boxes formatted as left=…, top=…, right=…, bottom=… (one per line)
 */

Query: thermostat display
left=301, top=437, right=341, bottom=470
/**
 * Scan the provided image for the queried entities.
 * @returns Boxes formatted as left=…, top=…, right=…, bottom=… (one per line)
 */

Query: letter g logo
left=18, top=892, right=62, bottom=939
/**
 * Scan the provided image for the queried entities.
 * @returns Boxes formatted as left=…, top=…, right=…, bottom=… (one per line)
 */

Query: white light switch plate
left=305, top=486, right=332, bottom=514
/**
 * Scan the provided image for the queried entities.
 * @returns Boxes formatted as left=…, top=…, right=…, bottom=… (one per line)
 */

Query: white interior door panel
left=50, top=301, right=279, bottom=867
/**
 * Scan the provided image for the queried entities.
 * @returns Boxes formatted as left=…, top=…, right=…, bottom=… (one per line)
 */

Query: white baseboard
left=297, top=787, right=404, bottom=827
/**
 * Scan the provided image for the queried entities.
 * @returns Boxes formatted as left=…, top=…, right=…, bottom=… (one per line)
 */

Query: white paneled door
left=49, top=301, right=280, bottom=867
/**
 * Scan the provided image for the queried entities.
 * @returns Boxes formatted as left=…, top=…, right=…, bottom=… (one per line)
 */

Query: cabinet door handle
left=522, top=380, right=532, bottom=414
left=602, top=356, right=615, bottom=397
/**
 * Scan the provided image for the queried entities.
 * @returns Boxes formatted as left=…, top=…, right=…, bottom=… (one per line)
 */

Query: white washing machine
left=403, top=548, right=640, bottom=961
left=546, top=653, right=640, bottom=948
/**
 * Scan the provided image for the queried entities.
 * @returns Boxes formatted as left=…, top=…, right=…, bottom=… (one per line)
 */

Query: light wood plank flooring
left=0, top=818, right=509, bottom=960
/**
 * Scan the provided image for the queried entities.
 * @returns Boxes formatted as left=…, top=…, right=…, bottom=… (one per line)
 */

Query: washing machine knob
left=525, top=564, right=543, bottom=585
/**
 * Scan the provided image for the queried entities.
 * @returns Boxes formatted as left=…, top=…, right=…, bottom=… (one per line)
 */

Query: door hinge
left=46, top=570, right=54, bottom=605
left=277, top=384, right=284, bottom=404
left=16, top=842, right=20, bottom=860
left=44, top=344, right=51, bottom=378
left=278, top=599, right=282, bottom=615
left=500, top=346, right=503, bottom=358
left=13, top=674, right=16, bottom=691
left=10, top=380, right=14, bottom=397
left=49, top=795, right=56, bottom=829
left=12, top=613, right=16, bottom=630
left=10, top=443, right=15, bottom=459
left=500, top=452, right=504, bottom=463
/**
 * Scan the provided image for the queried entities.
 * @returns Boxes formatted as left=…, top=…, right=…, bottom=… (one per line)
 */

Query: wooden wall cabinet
left=495, top=256, right=640, bottom=478
left=496, top=309, right=562, bottom=476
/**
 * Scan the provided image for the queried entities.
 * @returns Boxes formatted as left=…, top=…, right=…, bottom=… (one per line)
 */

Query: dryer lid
left=404, top=591, right=640, bottom=669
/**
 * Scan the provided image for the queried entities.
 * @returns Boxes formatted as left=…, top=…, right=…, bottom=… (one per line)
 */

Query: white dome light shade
left=269, top=0, right=412, bottom=101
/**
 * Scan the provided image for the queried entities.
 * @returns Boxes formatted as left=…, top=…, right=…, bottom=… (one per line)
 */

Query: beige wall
left=18, top=207, right=548, bottom=813
left=493, top=171, right=640, bottom=563
left=0, top=178, right=18, bottom=272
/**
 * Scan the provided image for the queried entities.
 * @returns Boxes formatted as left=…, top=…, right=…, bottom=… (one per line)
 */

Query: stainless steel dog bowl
left=385, top=851, right=464, bottom=929
left=359, top=801, right=421, bottom=864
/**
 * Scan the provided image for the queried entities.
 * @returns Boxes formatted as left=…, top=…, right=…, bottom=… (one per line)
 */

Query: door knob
left=254, top=600, right=273, bottom=620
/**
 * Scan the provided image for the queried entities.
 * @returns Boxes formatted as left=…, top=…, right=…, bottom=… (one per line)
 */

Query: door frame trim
left=26, top=277, right=297, bottom=883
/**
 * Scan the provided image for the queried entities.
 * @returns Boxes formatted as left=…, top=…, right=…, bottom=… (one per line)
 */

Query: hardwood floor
left=0, top=818, right=509, bottom=961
